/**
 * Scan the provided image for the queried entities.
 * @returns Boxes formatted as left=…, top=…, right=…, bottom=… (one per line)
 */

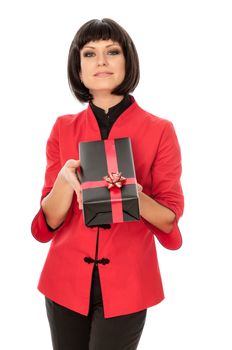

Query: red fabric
left=31, top=98, right=184, bottom=318
left=104, top=139, right=123, bottom=222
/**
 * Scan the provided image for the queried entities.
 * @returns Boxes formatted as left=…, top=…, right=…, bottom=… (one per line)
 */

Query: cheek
left=112, top=59, right=125, bottom=78
left=120, top=58, right=126, bottom=74
left=119, top=62, right=126, bottom=79
left=80, top=60, right=94, bottom=76
left=80, top=63, right=88, bottom=76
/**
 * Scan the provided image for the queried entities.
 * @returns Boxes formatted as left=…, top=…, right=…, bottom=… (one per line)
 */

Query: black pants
left=45, top=265, right=147, bottom=350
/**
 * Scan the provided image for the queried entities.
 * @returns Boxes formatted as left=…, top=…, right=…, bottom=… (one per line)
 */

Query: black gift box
left=79, top=138, right=140, bottom=227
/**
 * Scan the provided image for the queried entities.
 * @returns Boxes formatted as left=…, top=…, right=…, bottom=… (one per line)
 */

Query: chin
left=89, top=84, right=118, bottom=93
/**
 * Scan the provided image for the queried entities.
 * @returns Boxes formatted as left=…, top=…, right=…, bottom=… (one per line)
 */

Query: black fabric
left=45, top=266, right=147, bottom=350
left=90, top=94, right=132, bottom=140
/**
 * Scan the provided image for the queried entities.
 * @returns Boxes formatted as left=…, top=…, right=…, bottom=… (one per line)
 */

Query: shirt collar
left=89, top=95, right=133, bottom=127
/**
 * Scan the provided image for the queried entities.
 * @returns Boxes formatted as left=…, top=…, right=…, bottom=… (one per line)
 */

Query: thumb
left=66, top=159, right=81, bottom=168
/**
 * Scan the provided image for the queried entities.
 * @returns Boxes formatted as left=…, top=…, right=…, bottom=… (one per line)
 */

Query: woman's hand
left=137, top=183, right=143, bottom=193
left=59, top=166, right=143, bottom=211
left=59, top=159, right=83, bottom=209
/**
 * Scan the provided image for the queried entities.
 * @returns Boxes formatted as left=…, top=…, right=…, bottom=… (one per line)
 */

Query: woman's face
left=79, top=39, right=125, bottom=95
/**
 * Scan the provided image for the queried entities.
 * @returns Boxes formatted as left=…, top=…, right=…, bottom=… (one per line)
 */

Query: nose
left=96, top=52, right=108, bottom=66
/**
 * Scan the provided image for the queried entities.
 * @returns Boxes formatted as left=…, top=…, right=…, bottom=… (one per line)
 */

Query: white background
left=0, top=0, right=231, bottom=349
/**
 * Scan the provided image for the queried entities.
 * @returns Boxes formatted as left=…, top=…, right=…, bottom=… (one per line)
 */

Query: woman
left=31, top=18, right=184, bottom=350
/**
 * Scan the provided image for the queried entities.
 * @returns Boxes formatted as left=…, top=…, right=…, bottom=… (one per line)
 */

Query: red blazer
left=31, top=97, right=184, bottom=318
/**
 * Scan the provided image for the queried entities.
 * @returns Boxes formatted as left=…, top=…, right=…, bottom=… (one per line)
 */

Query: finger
left=75, top=185, right=83, bottom=204
left=75, top=170, right=81, bottom=182
left=69, top=172, right=82, bottom=192
left=75, top=190, right=83, bottom=209
left=72, top=180, right=81, bottom=194
left=65, top=159, right=81, bottom=170
left=75, top=187, right=82, bottom=201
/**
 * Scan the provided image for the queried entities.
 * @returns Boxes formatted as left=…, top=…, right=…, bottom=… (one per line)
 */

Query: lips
left=94, top=72, right=113, bottom=77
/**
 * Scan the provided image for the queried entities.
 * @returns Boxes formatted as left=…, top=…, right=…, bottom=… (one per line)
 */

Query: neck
left=91, top=92, right=124, bottom=113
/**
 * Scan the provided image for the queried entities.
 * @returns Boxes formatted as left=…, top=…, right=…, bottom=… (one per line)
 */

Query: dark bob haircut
left=67, top=18, right=140, bottom=103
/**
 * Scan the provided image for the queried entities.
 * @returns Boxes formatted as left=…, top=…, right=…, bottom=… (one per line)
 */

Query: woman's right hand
left=59, top=159, right=83, bottom=209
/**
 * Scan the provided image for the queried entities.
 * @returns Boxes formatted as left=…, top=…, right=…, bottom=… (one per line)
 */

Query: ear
left=79, top=72, right=83, bottom=83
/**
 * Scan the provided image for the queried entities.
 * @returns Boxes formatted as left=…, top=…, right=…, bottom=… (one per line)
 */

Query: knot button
left=83, top=257, right=110, bottom=265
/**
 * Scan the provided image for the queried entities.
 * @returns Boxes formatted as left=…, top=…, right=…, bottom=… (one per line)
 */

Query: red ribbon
left=80, top=139, right=137, bottom=223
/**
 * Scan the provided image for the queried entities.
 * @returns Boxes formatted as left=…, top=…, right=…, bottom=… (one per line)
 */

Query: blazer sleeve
left=142, top=121, right=184, bottom=250
left=31, top=117, right=74, bottom=243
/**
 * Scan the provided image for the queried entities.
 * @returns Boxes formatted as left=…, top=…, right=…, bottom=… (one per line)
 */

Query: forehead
left=82, top=39, right=120, bottom=49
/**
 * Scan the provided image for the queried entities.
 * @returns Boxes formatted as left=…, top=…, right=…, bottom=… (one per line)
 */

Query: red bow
left=103, top=171, right=126, bottom=190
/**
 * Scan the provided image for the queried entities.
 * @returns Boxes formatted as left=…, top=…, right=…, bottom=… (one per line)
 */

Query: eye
left=83, top=51, right=95, bottom=57
left=108, top=49, right=121, bottom=55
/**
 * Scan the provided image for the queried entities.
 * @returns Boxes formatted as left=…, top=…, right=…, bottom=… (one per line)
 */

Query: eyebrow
left=82, top=43, right=120, bottom=49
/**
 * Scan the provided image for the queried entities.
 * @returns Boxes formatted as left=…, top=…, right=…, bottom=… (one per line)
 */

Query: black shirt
left=89, top=94, right=132, bottom=140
